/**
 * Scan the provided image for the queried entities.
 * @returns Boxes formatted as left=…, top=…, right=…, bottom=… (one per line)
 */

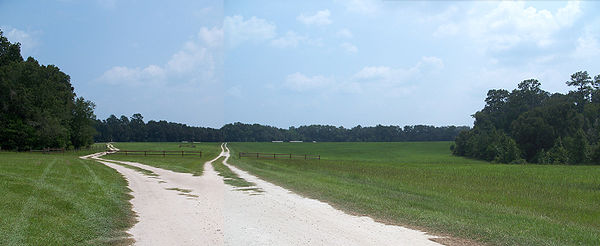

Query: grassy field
left=227, top=142, right=600, bottom=246
left=0, top=146, right=134, bottom=245
left=106, top=142, right=221, bottom=176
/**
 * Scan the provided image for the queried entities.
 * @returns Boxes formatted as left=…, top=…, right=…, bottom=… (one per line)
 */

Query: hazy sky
left=1, top=1, right=599, bottom=128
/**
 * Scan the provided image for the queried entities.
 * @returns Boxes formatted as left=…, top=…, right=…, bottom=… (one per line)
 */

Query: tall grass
left=228, top=142, right=600, bottom=246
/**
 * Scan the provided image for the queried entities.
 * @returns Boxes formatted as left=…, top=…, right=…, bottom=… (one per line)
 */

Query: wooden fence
left=107, top=150, right=202, bottom=157
left=239, top=152, right=320, bottom=160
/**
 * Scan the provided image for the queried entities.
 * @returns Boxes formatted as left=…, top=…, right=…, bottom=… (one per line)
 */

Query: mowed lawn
left=227, top=142, right=600, bottom=246
left=106, top=142, right=221, bottom=176
left=0, top=148, right=134, bottom=245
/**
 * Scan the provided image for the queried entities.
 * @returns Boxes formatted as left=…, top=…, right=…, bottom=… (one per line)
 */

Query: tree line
left=453, top=71, right=600, bottom=165
left=94, top=115, right=469, bottom=143
left=0, top=30, right=96, bottom=150
left=0, top=28, right=468, bottom=150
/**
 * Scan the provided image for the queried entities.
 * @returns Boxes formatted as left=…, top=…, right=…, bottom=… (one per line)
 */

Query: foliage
left=95, top=115, right=470, bottom=143
left=454, top=71, right=600, bottom=164
left=0, top=29, right=96, bottom=150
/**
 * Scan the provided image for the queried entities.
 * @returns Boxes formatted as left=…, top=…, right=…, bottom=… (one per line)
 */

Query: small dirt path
left=81, top=143, right=442, bottom=246
left=81, top=144, right=224, bottom=245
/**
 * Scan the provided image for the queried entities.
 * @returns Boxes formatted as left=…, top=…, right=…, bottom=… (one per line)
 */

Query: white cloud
left=270, top=31, right=322, bottom=48
left=224, top=15, right=276, bottom=47
left=336, top=28, right=353, bottom=38
left=99, top=26, right=220, bottom=86
left=432, top=1, right=582, bottom=51
left=271, top=31, right=307, bottom=48
left=556, top=1, right=581, bottom=25
left=349, top=57, right=444, bottom=97
left=354, top=66, right=394, bottom=80
left=574, top=31, right=600, bottom=59
left=284, top=72, right=334, bottom=92
left=283, top=57, right=444, bottom=94
left=99, top=65, right=166, bottom=86
left=354, top=56, right=444, bottom=83
left=166, top=41, right=211, bottom=75
left=224, top=15, right=323, bottom=49
left=417, top=56, right=445, bottom=71
left=198, top=26, right=223, bottom=47
left=340, top=42, right=358, bottom=53
left=1, top=27, right=39, bottom=54
left=467, top=1, right=582, bottom=50
left=297, top=9, right=332, bottom=26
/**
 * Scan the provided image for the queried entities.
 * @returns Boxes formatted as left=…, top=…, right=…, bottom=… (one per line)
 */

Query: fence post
left=145, top=151, right=147, bottom=156
left=163, top=151, right=165, bottom=157
left=256, top=153, right=259, bottom=158
left=274, top=153, right=276, bottom=159
left=125, top=151, right=128, bottom=156
left=182, top=150, right=184, bottom=157
left=290, top=153, right=292, bottom=159
left=305, top=154, right=307, bottom=160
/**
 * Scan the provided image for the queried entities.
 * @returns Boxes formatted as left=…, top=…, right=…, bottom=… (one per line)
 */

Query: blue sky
left=1, top=1, right=599, bottom=128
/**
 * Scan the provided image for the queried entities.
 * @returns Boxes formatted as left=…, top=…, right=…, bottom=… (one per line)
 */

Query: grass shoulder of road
left=0, top=150, right=135, bottom=245
left=227, top=142, right=600, bottom=246
left=105, top=142, right=221, bottom=176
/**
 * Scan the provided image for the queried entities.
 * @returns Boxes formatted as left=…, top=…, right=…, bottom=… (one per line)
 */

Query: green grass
left=227, top=142, right=600, bottom=246
left=113, top=162, right=158, bottom=177
left=212, top=156, right=261, bottom=192
left=165, top=187, right=193, bottom=193
left=105, top=142, right=221, bottom=176
left=0, top=150, right=134, bottom=246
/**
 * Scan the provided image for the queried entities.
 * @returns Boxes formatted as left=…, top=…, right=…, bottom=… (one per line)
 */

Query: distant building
left=272, top=141, right=284, bottom=143
left=289, top=140, right=303, bottom=143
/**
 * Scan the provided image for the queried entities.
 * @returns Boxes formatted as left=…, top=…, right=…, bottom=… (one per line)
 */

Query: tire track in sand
left=82, top=143, right=443, bottom=246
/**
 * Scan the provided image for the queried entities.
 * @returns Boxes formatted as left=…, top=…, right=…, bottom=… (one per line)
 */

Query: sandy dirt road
left=81, top=143, right=442, bottom=246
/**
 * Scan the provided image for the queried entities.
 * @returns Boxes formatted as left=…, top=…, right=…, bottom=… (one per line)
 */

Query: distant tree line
left=0, top=30, right=96, bottom=150
left=94, top=115, right=469, bottom=143
left=453, top=71, right=600, bottom=165
left=94, top=114, right=222, bottom=142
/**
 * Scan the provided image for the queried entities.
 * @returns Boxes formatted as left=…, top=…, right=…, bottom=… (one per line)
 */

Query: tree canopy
left=94, top=115, right=468, bottom=143
left=453, top=71, right=600, bottom=164
left=0, top=29, right=96, bottom=150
